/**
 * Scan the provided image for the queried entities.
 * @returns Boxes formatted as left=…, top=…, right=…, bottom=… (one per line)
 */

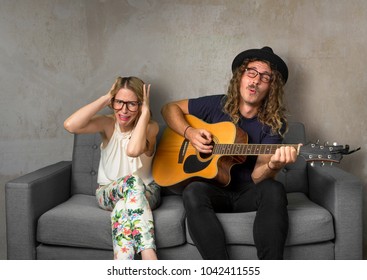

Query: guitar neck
left=212, top=143, right=300, bottom=156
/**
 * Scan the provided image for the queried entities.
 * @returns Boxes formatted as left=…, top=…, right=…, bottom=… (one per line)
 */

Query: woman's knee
left=121, top=175, right=145, bottom=192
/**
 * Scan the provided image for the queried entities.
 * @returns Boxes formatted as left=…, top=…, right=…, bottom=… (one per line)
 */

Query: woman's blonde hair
left=109, top=76, right=145, bottom=103
left=223, top=59, right=288, bottom=137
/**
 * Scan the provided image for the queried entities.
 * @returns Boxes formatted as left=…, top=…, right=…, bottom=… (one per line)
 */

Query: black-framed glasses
left=111, top=98, right=141, bottom=112
left=245, top=68, right=272, bottom=83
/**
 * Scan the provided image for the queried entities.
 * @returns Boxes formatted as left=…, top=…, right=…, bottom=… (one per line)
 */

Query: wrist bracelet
left=183, top=125, right=192, bottom=139
left=267, top=161, right=280, bottom=171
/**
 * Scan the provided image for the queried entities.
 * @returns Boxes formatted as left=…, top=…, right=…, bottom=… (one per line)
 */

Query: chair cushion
left=37, top=194, right=186, bottom=250
left=186, top=192, right=334, bottom=246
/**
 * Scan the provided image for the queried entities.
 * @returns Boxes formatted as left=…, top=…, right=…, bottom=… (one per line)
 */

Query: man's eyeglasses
left=245, top=68, right=272, bottom=83
left=111, top=98, right=141, bottom=112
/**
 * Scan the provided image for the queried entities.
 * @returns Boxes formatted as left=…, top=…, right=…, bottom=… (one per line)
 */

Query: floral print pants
left=96, top=175, right=160, bottom=260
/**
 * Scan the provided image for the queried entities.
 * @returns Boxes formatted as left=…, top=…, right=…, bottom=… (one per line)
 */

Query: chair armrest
left=307, top=165, right=363, bottom=259
left=5, top=161, right=72, bottom=259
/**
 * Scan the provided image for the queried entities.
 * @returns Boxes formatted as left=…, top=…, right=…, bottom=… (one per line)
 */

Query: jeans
left=182, top=178, right=289, bottom=260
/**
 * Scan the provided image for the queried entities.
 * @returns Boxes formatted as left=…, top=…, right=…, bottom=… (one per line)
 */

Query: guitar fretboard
left=213, top=144, right=300, bottom=155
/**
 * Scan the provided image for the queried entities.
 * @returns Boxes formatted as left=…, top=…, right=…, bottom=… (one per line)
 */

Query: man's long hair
left=223, top=59, right=288, bottom=137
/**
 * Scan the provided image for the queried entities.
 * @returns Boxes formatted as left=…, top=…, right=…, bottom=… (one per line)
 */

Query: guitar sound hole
left=199, top=152, right=213, bottom=159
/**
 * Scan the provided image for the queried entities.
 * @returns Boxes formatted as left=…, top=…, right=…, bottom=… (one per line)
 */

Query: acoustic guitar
left=152, top=115, right=357, bottom=187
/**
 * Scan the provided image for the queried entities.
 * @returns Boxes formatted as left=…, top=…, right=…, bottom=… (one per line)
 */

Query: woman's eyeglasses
left=111, top=98, right=141, bottom=112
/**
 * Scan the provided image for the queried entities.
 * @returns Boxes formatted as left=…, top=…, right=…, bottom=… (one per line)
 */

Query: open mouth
left=118, top=114, right=130, bottom=122
left=248, top=86, right=257, bottom=95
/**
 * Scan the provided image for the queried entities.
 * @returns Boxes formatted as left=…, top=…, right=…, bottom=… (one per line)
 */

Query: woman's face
left=112, top=87, right=140, bottom=130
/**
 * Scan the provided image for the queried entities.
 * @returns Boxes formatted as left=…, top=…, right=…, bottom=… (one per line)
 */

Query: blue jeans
left=182, top=179, right=289, bottom=260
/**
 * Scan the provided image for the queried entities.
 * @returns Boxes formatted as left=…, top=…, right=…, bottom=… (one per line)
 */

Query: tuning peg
left=321, top=161, right=325, bottom=166
left=333, top=142, right=338, bottom=146
left=324, top=141, right=329, bottom=146
left=310, top=162, right=315, bottom=167
left=316, top=140, right=320, bottom=144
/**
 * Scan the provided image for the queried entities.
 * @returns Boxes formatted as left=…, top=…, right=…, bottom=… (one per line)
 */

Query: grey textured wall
left=0, top=0, right=366, bottom=259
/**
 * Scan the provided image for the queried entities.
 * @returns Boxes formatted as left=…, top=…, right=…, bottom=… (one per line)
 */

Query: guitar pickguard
left=183, top=155, right=212, bottom=173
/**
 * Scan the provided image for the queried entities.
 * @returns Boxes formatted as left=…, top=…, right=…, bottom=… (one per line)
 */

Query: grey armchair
left=5, top=122, right=363, bottom=259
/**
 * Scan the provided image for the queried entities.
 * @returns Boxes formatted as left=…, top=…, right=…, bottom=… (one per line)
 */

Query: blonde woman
left=64, top=77, right=160, bottom=260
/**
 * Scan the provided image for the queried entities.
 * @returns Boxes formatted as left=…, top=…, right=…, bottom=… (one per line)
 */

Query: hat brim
left=231, top=48, right=288, bottom=83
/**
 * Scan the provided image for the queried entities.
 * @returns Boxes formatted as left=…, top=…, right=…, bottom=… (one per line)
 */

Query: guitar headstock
left=299, top=142, right=360, bottom=165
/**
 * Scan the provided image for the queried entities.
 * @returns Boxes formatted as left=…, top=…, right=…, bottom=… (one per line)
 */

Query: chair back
left=277, top=122, right=308, bottom=194
left=71, top=133, right=102, bottom=195
left=70, top=122, right=308, bottom=195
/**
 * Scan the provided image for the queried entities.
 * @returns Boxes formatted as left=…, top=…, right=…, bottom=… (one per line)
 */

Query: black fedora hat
left=231, top=46, right=288, bottom=83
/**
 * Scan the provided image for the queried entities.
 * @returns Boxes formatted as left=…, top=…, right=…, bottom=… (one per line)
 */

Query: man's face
left=239, top=61, right=272, bottom=107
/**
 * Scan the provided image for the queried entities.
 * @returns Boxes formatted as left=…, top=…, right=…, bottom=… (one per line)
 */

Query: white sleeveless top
left=97, top=122, right=154, bottom=186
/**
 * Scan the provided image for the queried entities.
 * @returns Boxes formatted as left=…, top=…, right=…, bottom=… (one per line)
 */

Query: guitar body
left=152, top=115, right=247, bottom=187
left=153, top=115, right=356, bottom=187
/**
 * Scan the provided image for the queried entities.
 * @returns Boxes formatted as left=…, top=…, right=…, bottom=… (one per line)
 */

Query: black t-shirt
left=188, top=94, right=284, bottom=184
